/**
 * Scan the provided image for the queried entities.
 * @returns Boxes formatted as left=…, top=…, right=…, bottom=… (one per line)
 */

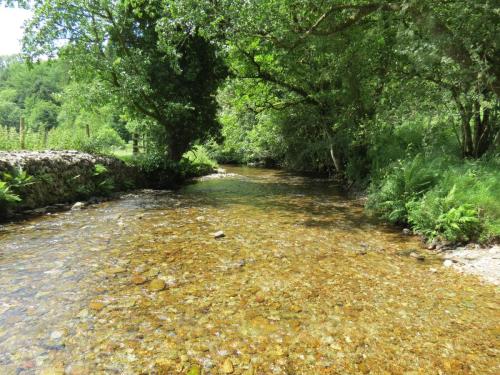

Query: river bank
left=0, top=150, right=219, bottom=221
left=2, top=154, right=496, bottom=287
left=440, top=245, right=500, bottom=285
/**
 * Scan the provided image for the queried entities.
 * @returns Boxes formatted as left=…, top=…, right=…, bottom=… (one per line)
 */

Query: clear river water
left=0, top=166, right=498, bottom=374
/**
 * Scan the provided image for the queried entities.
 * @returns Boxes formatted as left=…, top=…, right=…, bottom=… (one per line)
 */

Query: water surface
left=0, top=167, right=498, bottom=374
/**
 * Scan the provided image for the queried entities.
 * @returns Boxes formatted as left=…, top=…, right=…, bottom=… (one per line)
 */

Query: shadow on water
left=176, top=170, right=396, bottom=236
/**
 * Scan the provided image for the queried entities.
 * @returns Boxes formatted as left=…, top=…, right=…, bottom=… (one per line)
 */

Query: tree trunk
left=473, top=101, right=487, bottom=157
left=167, top=141, right=185, bottom=162
left=461, top=114, right=473, bottom=157
left=329, top=143, right=342, bottom=174
left=453, top=86, right=498, bottom=158
left=324, top=126, right=342, bottom=174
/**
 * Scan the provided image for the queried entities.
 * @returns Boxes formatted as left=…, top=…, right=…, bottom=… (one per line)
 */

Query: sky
left=0, top=7, right=33, bottom=56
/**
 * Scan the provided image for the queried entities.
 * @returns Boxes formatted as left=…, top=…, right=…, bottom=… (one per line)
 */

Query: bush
left=0, top=126, right=20, bottom=150
left=0, top=124, right=125, bottom=154
left=0, top=168, right=35, bottom=217
left=369, top=155, right=500, bottom=243
left=366, top=154, right=441, bottom=224
left=408, top=158, right=499, bottom=242
left=0, top=180, right=21, bottom=206
left=436, top=205, right=481, bottom=242
left=407, top=187, right=481, bottom=242
left=126, top=146, right=217, bottom=188
left=48, top=126, right=125, bottom=153
left=2, top=167, right=35, bottom=191
left=182, top=145, right=218, bottom=177
left=93, top=163, right=115, bottom=196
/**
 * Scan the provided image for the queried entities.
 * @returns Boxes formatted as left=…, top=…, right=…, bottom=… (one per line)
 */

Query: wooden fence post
left=43, top=126, right=49, bottom=148
left=132, top=132, right=139, bottom=155
left=19, top=117, right=26, bottom=149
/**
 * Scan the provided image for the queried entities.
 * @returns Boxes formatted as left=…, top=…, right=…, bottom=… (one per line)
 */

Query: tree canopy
left=1, top=0, right=498, bottom=165
left=22, top=0, right=226, bottom=160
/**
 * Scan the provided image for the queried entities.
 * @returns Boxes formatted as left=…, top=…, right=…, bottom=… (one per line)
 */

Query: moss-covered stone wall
left=0, top=151, right=140, bottom=212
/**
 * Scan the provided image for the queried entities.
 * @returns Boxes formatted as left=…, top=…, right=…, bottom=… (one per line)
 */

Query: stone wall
left=0, top=151, right=141, bottom=212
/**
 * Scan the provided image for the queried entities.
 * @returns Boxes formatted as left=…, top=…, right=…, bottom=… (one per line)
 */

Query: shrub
left=0, top=168, right=34, bottom=217
left=436, top=205, right=481, bottom=242
left=369, top=154, right=499, bottom=243
left=126, top=145, right=218, bottom=188
left=93, top=163, right=115, bottom=196
left=407, top=186, right=481, bottom=242
left=0, top=181, right=21, bottom=203
left=366, top=154, right=441, bottom=224
left=2, top=167, right=35, bottom=191
left=0, top=124, right=124, bottom=154
left=48, top=126, right=125, bottom=153
left=182, top=145, right=218, bottom=177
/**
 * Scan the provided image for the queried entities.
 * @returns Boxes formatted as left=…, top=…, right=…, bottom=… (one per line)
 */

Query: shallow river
left=0, top=167, right=498, bottom=374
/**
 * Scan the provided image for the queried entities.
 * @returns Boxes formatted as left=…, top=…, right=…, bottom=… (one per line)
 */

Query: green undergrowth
left=367, top=154, right=500, bottom=244
left=117, top=145, right=218, bottom=188
left=0, top=167, right=35, bottom=216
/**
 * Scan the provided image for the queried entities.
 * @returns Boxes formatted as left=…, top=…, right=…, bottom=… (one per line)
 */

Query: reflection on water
left=0, top=167, right=498, bottom=374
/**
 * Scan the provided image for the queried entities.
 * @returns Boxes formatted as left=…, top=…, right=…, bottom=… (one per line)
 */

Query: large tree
left=171, top=0, right=498, bottom=164
left=22, top=0, right=226, bottom=160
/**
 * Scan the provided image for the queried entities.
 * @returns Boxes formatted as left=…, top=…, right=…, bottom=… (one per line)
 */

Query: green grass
left=111, top=142, right=134, bottom=159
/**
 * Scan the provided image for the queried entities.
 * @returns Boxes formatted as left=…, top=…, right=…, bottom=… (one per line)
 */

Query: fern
left=2, top=167, right=35, bottom=190
left=0, top=181, right=21, bottom=203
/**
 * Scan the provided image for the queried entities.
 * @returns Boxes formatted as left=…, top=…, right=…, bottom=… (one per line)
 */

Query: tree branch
left=235, top=44, right=319, bottom=106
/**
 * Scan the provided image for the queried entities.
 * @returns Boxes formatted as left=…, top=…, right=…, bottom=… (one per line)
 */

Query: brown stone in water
left=131, top=274, right=147, bottom=285
left=222, top=358, right=234, bottom=373
left=410, top=252, right=425, bottom=261
left=214, top=230, right=225, bottom=239
left=106, top=266, right=126, bottom=274
left=89, top=301, right=105, bottom=311
left=149, top=278, right=166, bottom=292
left=255, top=294, right=265, bottom=303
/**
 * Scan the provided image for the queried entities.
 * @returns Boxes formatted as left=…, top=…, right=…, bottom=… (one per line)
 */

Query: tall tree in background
left=5, top=0, right=498, bottom=164
left=396, top=0, right=499, bottom=157
left=0, top=56, right=67, bottom=131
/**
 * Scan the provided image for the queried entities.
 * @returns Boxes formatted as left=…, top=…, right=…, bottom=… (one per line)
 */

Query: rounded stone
left=149, top=279, right=166, bottom=292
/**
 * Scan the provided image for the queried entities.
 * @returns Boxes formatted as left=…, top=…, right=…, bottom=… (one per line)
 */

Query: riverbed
left=0, top=167, right=498, bottom=374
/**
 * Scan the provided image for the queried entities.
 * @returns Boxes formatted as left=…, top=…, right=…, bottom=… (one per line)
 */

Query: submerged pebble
left=149, top=279, right=166, bottom=292
left=213, top=230, right=225, bottom=239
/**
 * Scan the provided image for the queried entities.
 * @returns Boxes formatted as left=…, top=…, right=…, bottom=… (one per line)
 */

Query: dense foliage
left=0, top=167, right=34, bottom=215
left=1, top=0, right=498, bottom=242
left=0, top=57, right=126, bottom=153
left=23, top=0, right=226, bottom=160
left=200, top=0, right=499, bottom=242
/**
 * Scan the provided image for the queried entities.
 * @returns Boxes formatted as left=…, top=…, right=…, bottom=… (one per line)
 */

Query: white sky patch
left=0, top=7, right=33, bottom=56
